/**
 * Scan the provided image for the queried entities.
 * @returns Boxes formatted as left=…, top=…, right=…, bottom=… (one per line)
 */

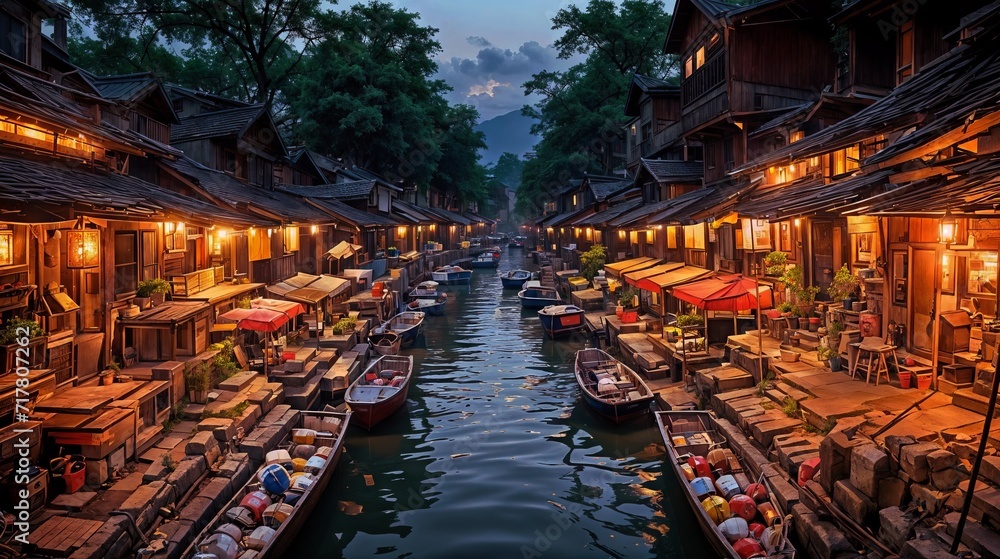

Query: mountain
left=475, top=110, right=539, bottom=169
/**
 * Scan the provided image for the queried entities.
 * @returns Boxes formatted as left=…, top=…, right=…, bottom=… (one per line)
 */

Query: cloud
left=468, top=79, right=511, bottom=97
left=437, top=40, right=575, bottom=120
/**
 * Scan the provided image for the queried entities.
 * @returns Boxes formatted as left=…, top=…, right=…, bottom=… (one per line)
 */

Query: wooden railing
left=270, top=254, right=296, bottom=283
left=681, top=53, right=725, bottom=107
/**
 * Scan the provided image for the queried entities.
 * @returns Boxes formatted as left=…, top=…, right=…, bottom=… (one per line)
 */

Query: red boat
left=344, top=355, right=414, bottom=430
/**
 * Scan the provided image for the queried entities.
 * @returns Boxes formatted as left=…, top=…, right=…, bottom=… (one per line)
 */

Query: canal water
left=290, top=250, right=714, bottom=558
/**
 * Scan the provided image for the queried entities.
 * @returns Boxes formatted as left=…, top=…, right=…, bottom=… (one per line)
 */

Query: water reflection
left=289, top=250, right=712, bottom=558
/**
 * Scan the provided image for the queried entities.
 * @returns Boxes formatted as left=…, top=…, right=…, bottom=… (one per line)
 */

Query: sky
left=385, top=1, right=593, bottom=121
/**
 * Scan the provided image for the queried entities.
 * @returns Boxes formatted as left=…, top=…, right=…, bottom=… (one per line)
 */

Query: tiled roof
left=0, top=154, right=264, bottom=227
left=308, top=197, right=399, bottom=227
left=167, top=156, right=331, bottom=223
left=640, top=159, right=704, bottom=182
left=279, top=181, right=377, bottom=201
left=573, top=199, right=643, bottom=226
left=171, top=105, right=266, bottom=143
left=392, top=200, right=435, bottom=224
left=589, top=180, right=632, bottom=202
left=91, top=72, right=158, bottom=101
left=420, top=206, right=472, bottom=225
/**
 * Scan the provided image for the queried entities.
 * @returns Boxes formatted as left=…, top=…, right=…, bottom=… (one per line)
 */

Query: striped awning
left=634, top=266, right=712, bottom=293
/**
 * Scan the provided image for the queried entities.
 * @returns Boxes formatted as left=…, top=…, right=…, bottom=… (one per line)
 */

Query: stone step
left=313, top=350, right=339, bottom=372
left=945, top=511, right=1000, bottom=559
left=937, top=378, right=973, bottom=396
left=952, top=388, right=1000, bottom=417
left=974, top=379, right=994, bottom=398
left=272, top=360, right=319, bottom=388
left=284, top=374, right=322, bottom=410
left=695, top=365, right=755, bottom=394
left=711, top=387, right=758, bottom=419
left=751, top=417, right=802, bottom=448
left=218, top=370, right=257, bottom=393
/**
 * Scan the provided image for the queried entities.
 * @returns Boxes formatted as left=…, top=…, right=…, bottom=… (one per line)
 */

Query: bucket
left=292, top=429, right=316, bottom=445
left=687, top=456, right=711, bottom=478
left=291, top=458, right=307, bottom=472
left=691, top=477, right=716, bottom=500
left=720, top=517, right=749, bottom=543
left=916, top=373, right=933, bottom=390
left=258, top=464, right=291, bottom=495
left=898, top=371, right=912, bottom=389
left=305, top=456, right=327, bottom=475
left=798, top=457, right=821, bottom=487
left=745, top=483, right=769, bottom=503
left=262, top=503, right=294, bottom=528
left=733, top=537, right=765, bottom=559
left=701, top=496, right=730, bottom=525
left=64, top=459, right=87, bottom=494
left=757, top=502, right=780, bottom=526
left=213, top=523, right=244, bottom=543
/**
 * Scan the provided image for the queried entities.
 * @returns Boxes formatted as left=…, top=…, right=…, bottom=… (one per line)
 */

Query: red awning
left=671, top=274, right=773, bottom=311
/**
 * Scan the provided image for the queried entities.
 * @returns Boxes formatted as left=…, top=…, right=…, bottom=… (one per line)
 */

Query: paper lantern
left=66, top=228, right=99, bottom=269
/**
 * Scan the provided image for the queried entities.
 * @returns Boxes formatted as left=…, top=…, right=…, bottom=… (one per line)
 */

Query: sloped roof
left=611, top=185, right=728, bottom=227
left=573, top=198, right=643, bottom=227
left=640, top=159, right=704, bottom=182
left=625, top=74, right=680, bottom=116
left=392, top=199, right=435, bottom=224
left=420, top=206, right=472, bottom=226
left=0, top=154, right=264, bottom=227
left=589, top=180, right=633, bottom=202
left=279, top=181, right=377, bottom=201
left=166, top=156, right=331, bottom=223
left=171, top=105, right=267, bottom=143
left=307, top=197, right=400, bottom=227
left=91, top=72, right=180, bottom=124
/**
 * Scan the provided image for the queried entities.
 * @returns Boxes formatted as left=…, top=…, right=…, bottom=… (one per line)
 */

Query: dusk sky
left=385, top=1, right=599, bottom=121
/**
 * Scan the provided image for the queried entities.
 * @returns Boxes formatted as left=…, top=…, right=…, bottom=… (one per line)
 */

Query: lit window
left=684, top=56, right=693, bottom=78
left=684, top=224, right=706, bottom=250
left=696, top=46, right=705, bottom=69
left=789, top=131, right=804, bottom=143
left=967, top=251, right=998, bottom=295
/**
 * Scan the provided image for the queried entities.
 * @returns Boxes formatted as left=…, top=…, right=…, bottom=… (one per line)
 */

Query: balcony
left=681, top=53, right=725, bottom=107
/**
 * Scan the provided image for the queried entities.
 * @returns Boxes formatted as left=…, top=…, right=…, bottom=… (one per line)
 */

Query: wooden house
left=622, top=74, right=694, bottom=176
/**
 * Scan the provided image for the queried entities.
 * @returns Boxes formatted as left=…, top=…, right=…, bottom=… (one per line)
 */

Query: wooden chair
left=233, top=345, right=263, bottom=371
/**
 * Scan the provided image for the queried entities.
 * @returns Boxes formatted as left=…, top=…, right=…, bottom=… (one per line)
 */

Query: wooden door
left=812, top=221, right=834, bottom=294
left=910, top=248, right=936, bottom=351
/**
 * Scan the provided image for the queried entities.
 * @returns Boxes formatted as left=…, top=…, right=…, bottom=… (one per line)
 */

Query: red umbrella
left=672, top=274, right=773, bottom=311
left=250, top=298, right=306, bottom=320
left=218, top=307, right=297, bottom=376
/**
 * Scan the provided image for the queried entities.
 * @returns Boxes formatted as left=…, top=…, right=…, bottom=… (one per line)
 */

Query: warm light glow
left=418, top=225, right=423, bottom=232
left=164, top=221, right=175, bottom=235
left=66, top=227, right=100, bottom=269
left=397, top=226, right=406, bottom=237
left=939, top=210, right=958, bottom=245
left=0, top=229, right=12, bottom=266
left=586, top=228, right=592, bottom=236
left=794, top=218, right=801, bottom=227
left=217, top=229, right=227, bottom=239
left=430, top=224, right=436, bottom=231
left=310, top=225, right=318, bottom=235
left=267, top=228, right=273, bottom=238
left=618, top=230, right=626, bottom=239
left=656, top=225, right=663, bottom=230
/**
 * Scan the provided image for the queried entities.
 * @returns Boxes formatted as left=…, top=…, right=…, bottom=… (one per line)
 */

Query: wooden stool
left=851, top=342, right=896, bottom=386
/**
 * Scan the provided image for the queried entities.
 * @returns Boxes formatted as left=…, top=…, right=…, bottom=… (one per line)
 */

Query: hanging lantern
left=66, top=225, right=100, bottom=269
left=939, top=209, right=958, bottom=245
left=0, top=228, right=12, bottom=266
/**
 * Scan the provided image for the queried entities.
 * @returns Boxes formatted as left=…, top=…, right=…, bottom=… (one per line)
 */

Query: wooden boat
left=489, top=245, right=503, bottom=258
left=469, top=252, right=499, bottom=268
left=368, top=331, right=401, bottom=356
left=376, top=311, right=425, bottom=347
left=345, top=355, right=414, bottom=430
left=655, top=410, right=796, bottom=559
left=431, top=265, right=472, bottom=284
left=408, top=280, right=441, bottom=299
left=508, top=236, right=526, bottom=249
left=518, top=281, right=562, bottom=309
left=537, top=304, right=586, bottom=338
left=182, top=409, right=351, bottom=559
left=407, top=295, right=446, bottom=316
left=574, top=348, right=654, bottom=423
left=500, top=269, right=532, bottom=289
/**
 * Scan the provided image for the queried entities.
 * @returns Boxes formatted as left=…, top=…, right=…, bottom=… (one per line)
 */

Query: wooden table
left=30, top=515, right=104, bottom=556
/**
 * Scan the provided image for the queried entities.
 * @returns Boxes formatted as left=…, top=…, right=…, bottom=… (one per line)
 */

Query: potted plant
left=580, top=245, right=607, bottom=282
left=185, top=362, right=211, bottom=404
left=675, top=312, right=703, bottom=333
left=764, top=251, right=788, bottom=277
left=817, top=345, right=839, bottom=369
left=137, top=278, right=171, bottom=306
left=386, top=246, right=399, bottom=258
left=617, top=285, right=639, bottom=310
left=99, top=359, right=121, bottom=385
left=777, top=301, right=794, bottom=317
left=0, top=317, right=46, bottom=373
left=827, top=265, right=860, bottom=308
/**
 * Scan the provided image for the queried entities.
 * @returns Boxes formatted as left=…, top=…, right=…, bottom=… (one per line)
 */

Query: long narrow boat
left=345, top=355, right=414, bottom=430
left=182, top=409, right=351, bottom=559
left=537, top=304, right=586, bottom=338
left=655, top=410, right=796, bottom=559
left=500, top=269, right=532, bottom=289
left=408, top=280, right=442, bottom=299
left=574, top=348, right=654, bottom=423
left=376, top=311, right=425, bottom=347
left=368, top=331, right=401, bottom=356
left=518, top=281, right=562, bottom=309
left=431, top=265, right=472, bottom=284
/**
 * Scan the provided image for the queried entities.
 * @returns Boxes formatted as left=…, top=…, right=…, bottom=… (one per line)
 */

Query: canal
left=290, top=250, right=714, bottom=558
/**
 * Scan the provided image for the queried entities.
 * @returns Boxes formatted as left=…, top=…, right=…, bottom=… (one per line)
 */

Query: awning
left=325, top=240, right=363, bottom=260
left=634, top=266, right=712, bottom=293
left=623, top=262, right=685, bottom=287
left=604, top=257, right=658, bottom=278
left=286, top=287, right=332, bottom=305
left=265, top=273, right=350, bottom=300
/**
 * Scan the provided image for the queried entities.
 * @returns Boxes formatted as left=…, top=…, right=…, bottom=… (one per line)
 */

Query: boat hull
left=470, top=258, right=499, bottom=268
left=537, top=307, right=586, bottom=338
left=408, top=299, right=446, bottom=316
left=182, top=409, right=350, bottom=559
left=346, top=355, right=414, bottom=430
left=431, top=270, right=472, bottom=284
left=368, top=332, right=401, bottom=356
left=501, top=271, right=532, bottom=289
left=574, top=348, right=653, bottom=424
left=518, top=286, right=562, bottom=309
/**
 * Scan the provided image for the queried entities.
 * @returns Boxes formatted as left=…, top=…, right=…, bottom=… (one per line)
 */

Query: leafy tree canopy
left=518, top=0, right=673, bottom=217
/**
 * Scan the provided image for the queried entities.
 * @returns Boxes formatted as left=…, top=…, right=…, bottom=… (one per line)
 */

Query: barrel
left=729, top=494, right=757, bottom=522
left=719, top=517, right=749, bottom=543
left=239, top=491, right=272, bottom=522
left=701, top=495, right=730, bottom=525
left=246, top=526, right=276, bottom=551
left=258, top=464, right=291, bottom=495
left=691, top=476, right=716, bottom=500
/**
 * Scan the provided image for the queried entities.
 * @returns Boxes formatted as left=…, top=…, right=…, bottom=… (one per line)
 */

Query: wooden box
left=942, top=364, right=976, bottom=384
left=939, top=310, right=971, bottom=353
left=4, top=467, right=47, bottom=511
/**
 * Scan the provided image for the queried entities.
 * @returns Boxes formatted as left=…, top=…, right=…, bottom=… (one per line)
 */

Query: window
left=114, top=232, right=138, bottom=296
left=283, top=226, right=300, bottom=253
left=224, top=149, right=237, bottom=175
left=684, top=56, right=693, bottom=78
left=141, top=230, right=158, bottom=281
left=967, top=251, right=998, bottom=296
left=718, top=225, right=736, bottom=261
left=723, top=137, right=735, bottom=171
left=572, top=194, right=578, bottom=207
left=789, top=131, right=804, bottom=143
left=684, top=224, right=706, bottom=250
left=897, top=21, right=914, bottom=84
left=666, top=226, right=677, bottom=249
left=831, top=145, right=860, bottom=177
left=172, top=98, right=184, bottom=113
left=708, top=33, right=720, bottom=50
left=695, top=46, right=705, bottom=69
left=0, top=11, right=27, bottom=62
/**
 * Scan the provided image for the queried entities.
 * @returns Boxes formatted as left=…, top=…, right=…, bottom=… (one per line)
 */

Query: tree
left=487, top=152, right=524, bottom=189
left=434, top=104, right=488, bottom=206
left=66, top=0, right=324, bottom=107
left=288, top=1, right=448, bottom=188
left=518, top=0, right=674, bottom=217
